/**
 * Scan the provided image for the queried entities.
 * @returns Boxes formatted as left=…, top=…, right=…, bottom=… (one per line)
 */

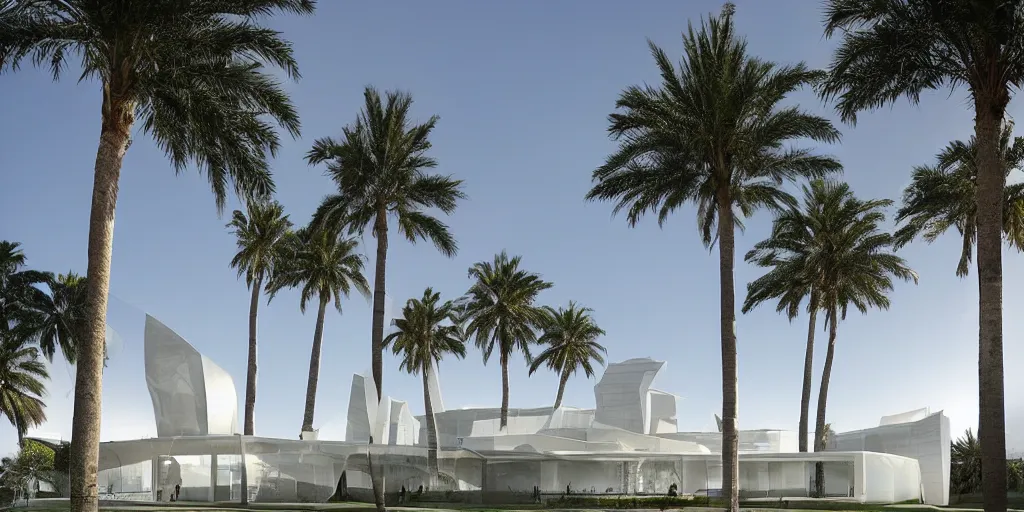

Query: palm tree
left=895, top=123, right=1024, bottom=277
left=0, top=327, right=49, bottom=447
left=463, top=251, right=553, bottom=430
left=584, top=5, right=841, bottom=509
left=528, top=302, right=607, bottom=410
left=307, top=87, right=466, bottom=403
left=819, top=3, right=1024, bottom=509
left=269, top=225, right=370, bottom=436
left=227, top=199, right=293, bottom=436
left=383, top=288, right=466, bottom=481
left=0, top=3, right=314, bottom=510
left=745, top=180, right=918, bottom=496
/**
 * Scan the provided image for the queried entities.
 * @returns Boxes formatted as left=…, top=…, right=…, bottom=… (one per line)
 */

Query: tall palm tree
left=307, top=87, right=466, bottom=403
left=745, top=180, right=918, bottom=496
left=463, top=251, right=553, bottom=430
left=528, top=302, right=607, bottom=410
left=819, top=3, right=1024, bottom=509
left=742, top=253, right=816, bottom=453
left=895, top=123, right=1024, bottom=276
left=227, top=199, right=293, bottom=436
left=383, top=288, right=466, bottom=481
left=584, top=6, right=841, bottom=509
left=0, top=326, right=49, bottom=447
left=269, top=225, right=370, bottom=436
left=0, top=3, right=314, bottom=510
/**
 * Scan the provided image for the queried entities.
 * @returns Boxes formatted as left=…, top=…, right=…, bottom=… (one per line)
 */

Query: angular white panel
left=344, top=374, right=374, bottom=443
left=647, top=390, right=677, bottom=434
left=593, top=358, right=664, bottom=434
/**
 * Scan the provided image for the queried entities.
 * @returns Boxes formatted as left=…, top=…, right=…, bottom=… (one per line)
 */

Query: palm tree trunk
left=423, top=368, right=439, bottom=484
left=244, top=276, right=262, bottom=436
left=71, top=99, right=134, bottom=512
left=500, top=351, right=510, bottom=430
left=974, top=97, right=1008, bottom=512
left=369, top=209, right=388, bottom=512
left=371, top=209, right=388, bottom=402
left=300, top=296, right=328, bottom=435
left=813, top=307, right=838, bottom=497
left=716, top=192, right=739, bottom=512
left=799, top=293, right=818, bottom=453
left=553, top=371, right=570, bottom=410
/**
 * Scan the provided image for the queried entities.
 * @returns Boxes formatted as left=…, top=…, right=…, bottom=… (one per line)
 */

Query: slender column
left=151, top=458, right=159, bottom=501
left=209, top=453, right=218, bottom=502
left=239, top=435, right=249, bottom=505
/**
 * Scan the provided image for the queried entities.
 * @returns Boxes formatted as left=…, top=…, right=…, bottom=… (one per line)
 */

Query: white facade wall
left=828, top=411, right=950, bottom=505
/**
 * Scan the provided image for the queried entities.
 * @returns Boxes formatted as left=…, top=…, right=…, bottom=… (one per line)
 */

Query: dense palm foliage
left=383, top=288, right=466, bottom=481
left=307, top=87, right=466, bottom=405
left=895, top=123, right=1024, bottom=277
left=0, top=2, right=314, bottom=509
left=270, top=225, right=370, bottom=436
left=585, top=5, right=841, bottom=508
left=953, top=429, right=983, bottom=496
left=0, top=242, right=47, bottom=334
left=0, top=242, right=75, bottom=447
left=27, top=273, right=87, bottom=365
left=1, top=244, right=91, bottom=369
left=529, top=302, right=606, bottom=410
left=745, top=180, right=917, bottom=496
left=228, top=199, right=293, bottom=435
left=0, top=328, right=49, bottom=447
left=463, top=251, right=553, bottom=430
left=950, top=429, right=1024, bottom=496
left=819, top=2, right=1024, bottom=508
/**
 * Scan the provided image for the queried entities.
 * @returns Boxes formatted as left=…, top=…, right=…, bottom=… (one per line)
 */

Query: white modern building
left=85, top=314, right=950, bottom=505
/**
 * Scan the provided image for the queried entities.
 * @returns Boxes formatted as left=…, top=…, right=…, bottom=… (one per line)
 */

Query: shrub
left=52, top=442, right=70, bottom=474
left=547, top=495, right=710, bottom=509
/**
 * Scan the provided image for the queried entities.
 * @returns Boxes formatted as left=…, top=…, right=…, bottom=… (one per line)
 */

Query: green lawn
left=8, top=499, right=1022, bottom=512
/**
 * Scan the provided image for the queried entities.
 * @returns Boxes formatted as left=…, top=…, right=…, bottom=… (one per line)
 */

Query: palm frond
left=267, top=223, right=369, bottom=314
left=894, top=122, right=1024, bottom=277
left=586, top=6, right=840, bottom=244
left=384, top=288, right=466, bottom=377
left=746, top=179, right=917, bottom=326
left=819, top=0, right=1023, bottom=124
left=306, top=87, right=464, bottom=257
left=529, top=302, right=607, bottom=380
left=1, top=0, right=315, bottom=212
left=227, top=199, right=293, bottom=289
left=463, top=251, right=553, bottom=366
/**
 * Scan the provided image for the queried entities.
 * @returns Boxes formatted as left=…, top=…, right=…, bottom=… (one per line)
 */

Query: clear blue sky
left=2, top=0, right=1023, bottom=457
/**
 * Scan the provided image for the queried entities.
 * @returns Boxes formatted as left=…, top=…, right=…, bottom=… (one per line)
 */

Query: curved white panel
left=144, top=314, right=238, bottom=437
left=201, top=355, right=239, bottom=435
